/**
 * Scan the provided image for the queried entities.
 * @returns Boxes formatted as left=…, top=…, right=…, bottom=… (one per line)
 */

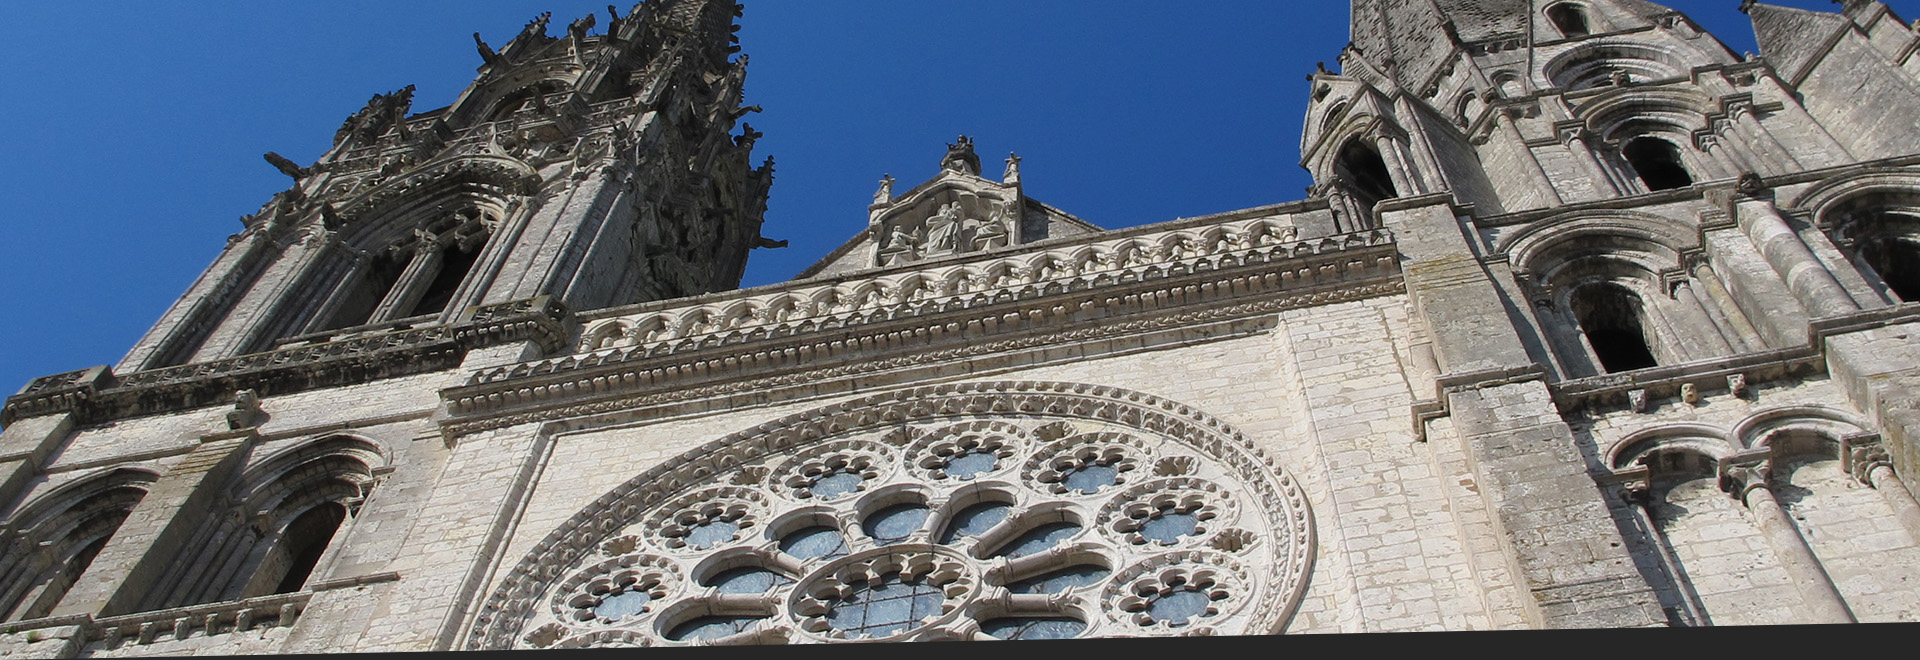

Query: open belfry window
left=1547, top=3, right=1593, bottom=38
left=1571, top=282, right=1659, bottom=372
left=1622, top=137, right=1694, bottom=191
left=320, top=205, right=495, bottom=331
left=0, top=470, right=153, bottom=622
left=259, top=502, right=349, bottom=595
left=1844, top=211, right=1920, bottom=302
left=138, top=437, right=380, bottom=611
left=1334, top=138, right=1399, bottom=217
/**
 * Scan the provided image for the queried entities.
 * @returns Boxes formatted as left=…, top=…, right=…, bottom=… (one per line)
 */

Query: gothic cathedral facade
left=3, top=0, right=1920, bottom=654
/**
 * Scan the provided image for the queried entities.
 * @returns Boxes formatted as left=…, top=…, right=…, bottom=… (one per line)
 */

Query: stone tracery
left=466, top=382, right=1314, bottom=648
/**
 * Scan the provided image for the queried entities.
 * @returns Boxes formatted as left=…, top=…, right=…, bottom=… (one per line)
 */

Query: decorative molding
left=460, top=381, right=1316, bottom=649
left=2, top=297, right=570, bottom=428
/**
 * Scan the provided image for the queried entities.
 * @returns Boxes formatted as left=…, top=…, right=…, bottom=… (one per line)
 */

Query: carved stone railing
left=440, top=221, right=1402, bottom=432
left=2, top=297, right=570, bottom=428
left=506, top=216, right=1354, bottom=384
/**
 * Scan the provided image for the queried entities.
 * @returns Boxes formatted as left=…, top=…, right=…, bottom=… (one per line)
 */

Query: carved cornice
left=440, top=229, right=1404, bottom=435
left=1, top=298, right=570, bottom=428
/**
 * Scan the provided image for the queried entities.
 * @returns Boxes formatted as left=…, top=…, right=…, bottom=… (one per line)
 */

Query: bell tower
left=115, top=0, right=776, bottom=374
left=1300, top=0, right=1867, bottom=223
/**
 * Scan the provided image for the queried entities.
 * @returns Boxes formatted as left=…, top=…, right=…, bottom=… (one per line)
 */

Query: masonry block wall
left=6, top=0, right=1920, bottom=655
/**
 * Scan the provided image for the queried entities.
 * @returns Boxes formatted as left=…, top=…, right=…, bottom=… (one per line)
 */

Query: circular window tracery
left=470, top=382, right=1314, bottom=648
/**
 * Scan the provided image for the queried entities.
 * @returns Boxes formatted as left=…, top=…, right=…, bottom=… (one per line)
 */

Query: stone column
left=1559, top=126, right=1625, bottom=198
left=370, top=243, right=447, bottom=323
left=1687, top=259, right=1764, bottom=351
left=1372, top=130, right=1426, bottom=197
left=1713, top=122, right=1769, bottom=177
left=1846, top=438, right=1920, bottom=543
left=1720, top=461, right=1855, bottom=624
left=1499, top=113, right=1565, bottom=207
left=1728, top=103, right=1803, bottom=172
left=48, top=431, right=259, bottom=618
left=1733, top=198, right=1860, bottom=319
left=1692, top=133, right=1742, bottom=182
left=1619, top=478, right=1709, bottom=627
left=1672, top=279, right=1743, bottom=354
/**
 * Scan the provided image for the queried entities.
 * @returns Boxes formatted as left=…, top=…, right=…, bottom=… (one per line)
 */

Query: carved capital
left=1719, top=458, right=1773, bottom=505
left=1842, top=433, right=1894, bottom=487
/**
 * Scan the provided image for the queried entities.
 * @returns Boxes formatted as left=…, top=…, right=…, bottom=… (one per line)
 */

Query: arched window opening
left=1839, top=211, right=1920, bottom=303
left=1334, top=138, right=1399, bottom=217
left=13, top=537, right=108, bottom=621
left=0, top=474, right=150, bottom=622
left=411, top=242, right=483, bottom=317
left=1572, top=283, right=1659, bottom=372
left=138, top=438, right=380, bottom=610
left=321, top=251, right=409, bottom=331
left=269, top=503, right=348, bottom=594
left=1548, top=4, right=1592, bottom=37
left=1623, top=137, right=1694, bottom=191
left=1857, top=235, right=1920, bottom=302
left=486, top=82, right=563, bottom=122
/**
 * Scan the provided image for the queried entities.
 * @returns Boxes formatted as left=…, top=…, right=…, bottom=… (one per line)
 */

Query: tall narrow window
left=322, top=251, right=409, bottom=331
left=256, top=502, right=348, bottom=596
left=411, top=243, right=483, bottom=317
left=1334, top=138, right=1399, bottom=218
left=1572, top=283, right=1659, bottom=372
left=1548, top=4, right=1592, bottom=37
left=11, top=537, right=108, bottom=621
left=1623, top=137, right=1694, bottom=191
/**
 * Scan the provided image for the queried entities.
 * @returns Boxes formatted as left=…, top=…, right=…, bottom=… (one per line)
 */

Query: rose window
left=470, top=382, right=1314, bottom=649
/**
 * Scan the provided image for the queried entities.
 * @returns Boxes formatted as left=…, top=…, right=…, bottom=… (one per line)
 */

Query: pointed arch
left=1332, top=137, right=1400, bottom=217
left=137, top=435, right=385, bottom=611
left=0, top=467, right=159, bottom=622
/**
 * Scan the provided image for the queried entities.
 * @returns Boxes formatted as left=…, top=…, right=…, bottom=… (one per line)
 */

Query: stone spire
left=1743, top=1, right=1855, bottom=81
left=1347, top=0, right=1460, bottom=87
left=1346, top=0, right=1686, bottom=88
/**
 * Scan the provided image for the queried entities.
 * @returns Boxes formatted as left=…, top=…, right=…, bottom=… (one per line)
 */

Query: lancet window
left=0, top=469, right=155, bottom=622
left=1333, top=137, right=1399, bottom=218
left=317, top=205, right=498, bottom=332
left=136, top=437, right=381, bottom=610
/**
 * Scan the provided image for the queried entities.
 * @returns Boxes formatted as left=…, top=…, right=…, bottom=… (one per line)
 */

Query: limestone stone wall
left=471, top=295, right=1528, bottom=639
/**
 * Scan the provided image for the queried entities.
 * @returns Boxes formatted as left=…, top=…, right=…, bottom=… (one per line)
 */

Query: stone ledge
left=1, top=297, right=570, bottom=429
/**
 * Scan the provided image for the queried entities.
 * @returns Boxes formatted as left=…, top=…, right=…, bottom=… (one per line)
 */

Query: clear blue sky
left=0, top=0, right=1896, bottom=394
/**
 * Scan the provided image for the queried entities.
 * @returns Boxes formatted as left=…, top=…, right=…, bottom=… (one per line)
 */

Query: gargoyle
left=474, top=33, right=504, bottom=66
left=263, top=152, right=313, bottom=180
left=568, top=14, right=596, bottom=42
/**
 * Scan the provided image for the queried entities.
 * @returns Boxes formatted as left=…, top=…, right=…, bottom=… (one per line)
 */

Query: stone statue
left=1003, top=153, right=1022, bottom=184
left=874, top=175, right=895, bottom=204
left=942, top=136, right=981, bottom=175
left=925, top=202, right=966, bottom=253
left=973, top=204, right=1011, bottom=250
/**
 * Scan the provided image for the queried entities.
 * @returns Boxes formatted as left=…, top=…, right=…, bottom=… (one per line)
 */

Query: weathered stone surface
left=6, top=0, right=1920, bottom=655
